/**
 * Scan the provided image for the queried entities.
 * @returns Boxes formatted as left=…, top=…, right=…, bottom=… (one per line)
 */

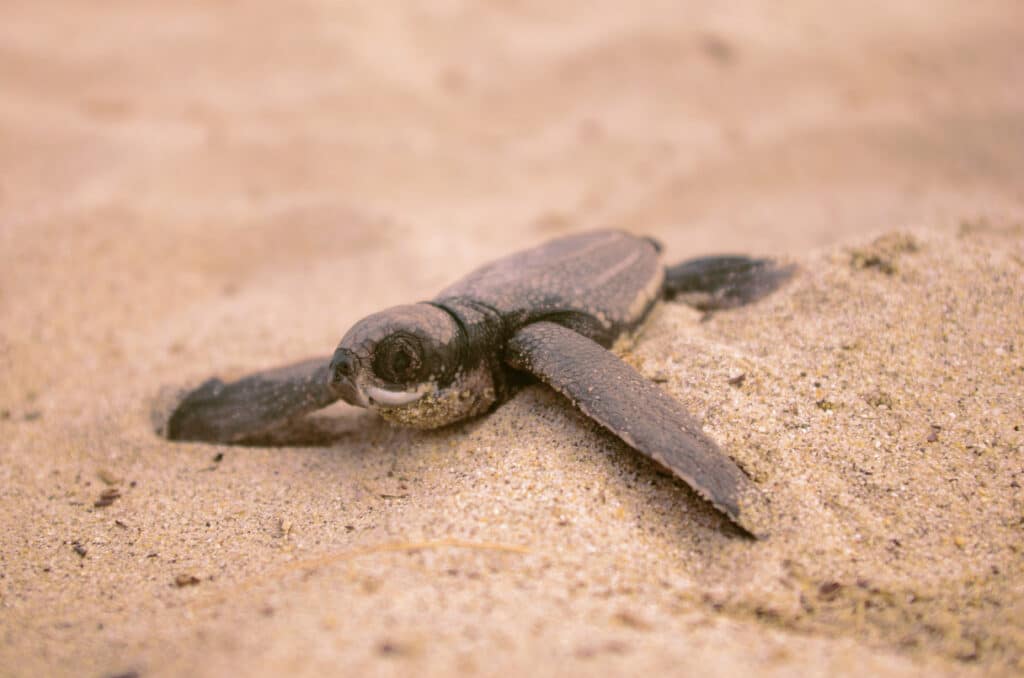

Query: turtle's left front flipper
left=506, top=322, right=770, bottom=538
left=163, top=357, right=342, bottom=444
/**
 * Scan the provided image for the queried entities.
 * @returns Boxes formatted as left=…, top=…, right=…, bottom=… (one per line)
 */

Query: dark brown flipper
left=163, top=357, right=341, bottom=443
left=506, top=322, right=770, bottom=538
left=664, top=256, right=795, bottom=311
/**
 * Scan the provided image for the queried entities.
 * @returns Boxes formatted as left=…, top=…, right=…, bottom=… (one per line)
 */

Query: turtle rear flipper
left=664, top=256, right=795, bottom=311
left=163, top=356, right=341, bottom=443
left=505, top=321, right=770, bottom=538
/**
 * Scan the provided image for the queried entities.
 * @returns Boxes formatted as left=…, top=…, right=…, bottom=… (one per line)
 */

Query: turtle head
left=329, top=304, right=498, bottom=428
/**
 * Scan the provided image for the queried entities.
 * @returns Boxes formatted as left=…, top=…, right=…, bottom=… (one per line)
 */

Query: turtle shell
left=435, top=231, right=663, bottom=347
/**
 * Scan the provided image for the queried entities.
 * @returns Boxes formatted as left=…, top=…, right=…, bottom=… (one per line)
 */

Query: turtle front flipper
left=162, top=357, right=342, bottom=443
left=664, top=256, right=795, bottom=311
left=505, top=322, right=770, bottom=538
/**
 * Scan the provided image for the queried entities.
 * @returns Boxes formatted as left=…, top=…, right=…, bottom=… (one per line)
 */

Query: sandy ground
left=2, top=2, right=1024, bottom=676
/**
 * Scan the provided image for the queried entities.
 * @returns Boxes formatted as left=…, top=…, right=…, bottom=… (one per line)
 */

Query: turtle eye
left=372, top=334, right=424, bottom=384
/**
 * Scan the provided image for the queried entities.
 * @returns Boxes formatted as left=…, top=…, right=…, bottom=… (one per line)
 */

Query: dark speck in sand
left=174, top=574, right=201, bottom=588
left=94, top=488, right=121, bottom=508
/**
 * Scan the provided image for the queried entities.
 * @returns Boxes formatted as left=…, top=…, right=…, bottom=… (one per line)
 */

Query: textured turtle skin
left=162, top=358, right=340, bottom=444
left=434, top=230, right=664, bottom=349
left=506, top=321, right=770, bottom=537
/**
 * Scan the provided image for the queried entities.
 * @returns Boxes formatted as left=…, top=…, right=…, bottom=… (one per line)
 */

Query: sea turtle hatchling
left=163, top=231, right=792, bottom=537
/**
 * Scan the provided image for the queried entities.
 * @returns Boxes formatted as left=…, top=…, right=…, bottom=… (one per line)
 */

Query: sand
left=2, top=2, right=1024, bottom=676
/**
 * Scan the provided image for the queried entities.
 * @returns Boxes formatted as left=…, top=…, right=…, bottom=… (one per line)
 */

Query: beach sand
left=1, top=2, right=1023, bottom=676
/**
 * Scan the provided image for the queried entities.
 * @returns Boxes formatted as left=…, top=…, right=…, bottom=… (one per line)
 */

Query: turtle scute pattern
left=437, top=231, right=664, bottom=345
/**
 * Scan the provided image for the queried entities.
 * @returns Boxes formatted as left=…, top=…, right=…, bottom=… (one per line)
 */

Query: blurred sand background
left=1, top=1, right=1023, bottom=676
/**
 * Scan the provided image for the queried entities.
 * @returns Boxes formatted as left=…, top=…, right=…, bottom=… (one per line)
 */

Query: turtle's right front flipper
left=164, top=356, right=345, bottom=443
left=505, top=321, right=771, bottom=538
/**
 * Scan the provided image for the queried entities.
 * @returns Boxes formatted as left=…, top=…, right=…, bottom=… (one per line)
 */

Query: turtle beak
left=328, top=348, right=365, bottom=407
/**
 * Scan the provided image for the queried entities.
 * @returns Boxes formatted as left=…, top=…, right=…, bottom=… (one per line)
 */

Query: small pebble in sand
left=818, top=581, right=842, bottom=601
left=94, top=488, right=121, bottom=508
left=174, top=574, right=201, bottom=588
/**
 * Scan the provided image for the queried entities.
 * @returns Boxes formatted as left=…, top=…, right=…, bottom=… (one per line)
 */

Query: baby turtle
left=164, top=231, right=792, bottom=537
